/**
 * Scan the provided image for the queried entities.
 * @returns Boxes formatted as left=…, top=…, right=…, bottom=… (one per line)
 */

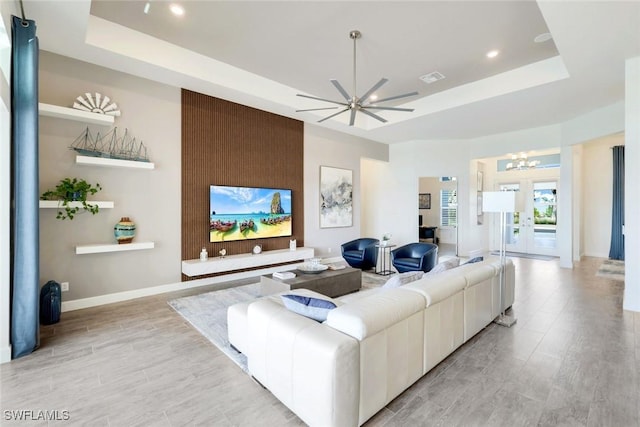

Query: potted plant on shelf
left=41, top=178, right=103, bottom=220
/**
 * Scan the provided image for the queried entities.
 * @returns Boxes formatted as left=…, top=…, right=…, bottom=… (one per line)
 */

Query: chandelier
left=506, top=153, right=539, bottom=171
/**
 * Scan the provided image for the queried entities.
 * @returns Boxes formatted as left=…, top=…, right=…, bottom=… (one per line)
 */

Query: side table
left=375, top=244, right=396, bottom=276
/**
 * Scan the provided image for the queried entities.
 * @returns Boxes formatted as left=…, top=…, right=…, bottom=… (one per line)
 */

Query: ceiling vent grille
left=419, top=71, right=446, bottom=84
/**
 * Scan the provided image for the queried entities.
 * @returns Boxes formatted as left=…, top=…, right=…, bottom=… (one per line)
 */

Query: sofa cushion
left=227, top=300, right=252, bottom=354
left=402, top=270, right=467, bottom=307
left=281, top=291, right=341, bottom=322
left=325, top=288, right=425, bottom=340
left=382, top=271, right=424, bottom=289
left=425, top=257, right=460, bottom=276
left=458, top=263, right=496, bottom=288
left=337, top=287, right=381, bottom=304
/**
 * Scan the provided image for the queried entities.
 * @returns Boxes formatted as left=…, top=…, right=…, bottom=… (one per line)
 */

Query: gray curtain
left=608, top=145, right=624, bottom=260
left=11, top=15, right=40, bottom=358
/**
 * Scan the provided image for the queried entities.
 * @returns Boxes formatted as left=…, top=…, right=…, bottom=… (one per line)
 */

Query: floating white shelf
left=76, top=155, right=155, bottom=170
left=39, top=103, right=114, bottom=126
left=182, top=247, right=315, bottom=277
left=39, top=200, right=114, bottom=209
left=76, top=241, right=155, bottom=255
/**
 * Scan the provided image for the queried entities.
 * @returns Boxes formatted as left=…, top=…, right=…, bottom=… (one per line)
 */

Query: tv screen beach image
left=210, top=185, right=292, bottom=242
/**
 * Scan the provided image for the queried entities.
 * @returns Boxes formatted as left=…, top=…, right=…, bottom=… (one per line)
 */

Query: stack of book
left=273, top=271, right=296, bottom=280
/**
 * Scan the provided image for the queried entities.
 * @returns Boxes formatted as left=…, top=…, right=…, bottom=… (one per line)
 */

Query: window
left=440, top=189, right=457, bottom=226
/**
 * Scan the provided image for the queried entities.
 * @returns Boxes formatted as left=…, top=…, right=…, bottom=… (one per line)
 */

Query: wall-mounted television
left=210, top=185, right=292, bottom=242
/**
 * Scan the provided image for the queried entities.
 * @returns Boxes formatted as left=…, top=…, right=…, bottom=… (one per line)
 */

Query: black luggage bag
left=40, top=280, right=61, bottom=325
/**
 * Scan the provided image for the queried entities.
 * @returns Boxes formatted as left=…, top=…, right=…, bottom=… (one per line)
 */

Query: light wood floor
left=1, top=257, right=638, bottom=426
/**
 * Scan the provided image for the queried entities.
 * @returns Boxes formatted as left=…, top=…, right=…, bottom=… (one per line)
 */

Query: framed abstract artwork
left=320, top=166, right=353, bottom=228
left=419, top=193, right=431, bottom=209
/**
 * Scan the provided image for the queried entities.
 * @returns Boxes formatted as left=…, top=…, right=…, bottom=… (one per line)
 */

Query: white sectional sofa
left=227, top=256, right=515, bottom=427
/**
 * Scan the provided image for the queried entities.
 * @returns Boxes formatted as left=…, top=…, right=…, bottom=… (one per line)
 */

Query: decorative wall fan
left=73, top=92, right=121, bottom=116
left=296, top=30, right=418, bottom=126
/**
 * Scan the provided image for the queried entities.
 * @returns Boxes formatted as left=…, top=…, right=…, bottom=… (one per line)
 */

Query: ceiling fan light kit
left=296, top=30, right=418, bottom=126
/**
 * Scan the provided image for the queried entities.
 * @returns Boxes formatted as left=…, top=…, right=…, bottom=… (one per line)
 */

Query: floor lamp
left=482, top=191, right=517, bottom=327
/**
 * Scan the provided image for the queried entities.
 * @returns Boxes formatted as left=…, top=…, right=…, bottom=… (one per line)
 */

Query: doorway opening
left=418, top=176, right=457, bottom=257
left=498, top=180, right=558, bottom=256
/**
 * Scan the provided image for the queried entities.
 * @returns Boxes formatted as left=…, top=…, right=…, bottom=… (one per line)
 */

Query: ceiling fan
left=296, top=30, right=418, bottom=126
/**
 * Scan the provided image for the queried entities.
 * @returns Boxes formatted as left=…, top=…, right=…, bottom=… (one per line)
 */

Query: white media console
left=181, top=247, right=315, bottom=277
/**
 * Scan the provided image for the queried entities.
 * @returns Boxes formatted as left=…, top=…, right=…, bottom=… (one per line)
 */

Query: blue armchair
left=341, top=238, right=379, bottom=270
left=391, top=243, right=438, bottom=273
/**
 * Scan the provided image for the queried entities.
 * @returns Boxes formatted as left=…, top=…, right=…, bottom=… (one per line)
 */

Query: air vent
left=419, top=71, right=446, bottom=84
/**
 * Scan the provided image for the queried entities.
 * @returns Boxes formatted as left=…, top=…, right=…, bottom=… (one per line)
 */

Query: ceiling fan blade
left=318, top=107, right=351, bottom=123
left=359, top=78, right=388, bottom=104
left=358, top=108, right=388, bottom=123
left=369, top=91, right=419, bottom=104
left=330, top=80, right=352, bottom=102
left=363, top=106, right=415, bottom=112
left=296, top=107, right=340, bottom=112
left=349, top=109, right=357, bottom=126
left=296, top=94, right=347, bottom=106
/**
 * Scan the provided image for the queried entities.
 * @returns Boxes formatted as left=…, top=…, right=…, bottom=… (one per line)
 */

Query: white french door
left=498, top=180, right=558, bottom=256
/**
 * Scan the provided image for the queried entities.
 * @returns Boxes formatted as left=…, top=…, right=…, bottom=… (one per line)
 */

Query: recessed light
left=486, top=50, right=499, bottom=59
left=170, top=4, right=184, bottom=16
left=534, top=32, right=553, bottom=43
left=369, top=94, right=378, bottom=101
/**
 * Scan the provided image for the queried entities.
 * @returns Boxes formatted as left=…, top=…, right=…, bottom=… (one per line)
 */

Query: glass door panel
left=497, top=179, right=559, bottom=256
left=530, top=181, right=557, bottom=253
left=499, top=183, right=525, bottom=253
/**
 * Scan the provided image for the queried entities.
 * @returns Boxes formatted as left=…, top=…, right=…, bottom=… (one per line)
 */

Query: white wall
left=572, top=144, right=583, bottom=262
left=581, top=135, right=623, bottom=257
left=303, top=124, right=387, bottom=258
left=361, top=157, right=392, bottom=241
left=557, top=145, right=574, bottom=268
left=39, top=52, right=182, bottom=301
left=386, top=140, right=473, bottom=254
left=0, top=5, right=12, bottom=363
left=382, top=130, right=565, bottom=258
left=624, top=56, right=640, bottom=312
left=384, top=103, right=625, bottom=266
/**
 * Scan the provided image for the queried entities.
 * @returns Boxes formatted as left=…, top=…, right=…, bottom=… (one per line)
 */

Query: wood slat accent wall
left=181, top=89, right=304, bottom=280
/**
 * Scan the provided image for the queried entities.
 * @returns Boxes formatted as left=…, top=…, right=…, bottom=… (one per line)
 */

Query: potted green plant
left=41, top=178, right=103, bottom=220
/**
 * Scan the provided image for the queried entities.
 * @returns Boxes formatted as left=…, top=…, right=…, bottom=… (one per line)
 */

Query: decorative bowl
left=297, top=263, right=329, bottom=274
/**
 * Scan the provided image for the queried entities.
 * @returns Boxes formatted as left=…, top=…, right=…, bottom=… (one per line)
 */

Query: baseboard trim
left=0, top=345, right=11, bottom=364
left=61, top=263, right=300, bottom=312
left=583, top=252, right=610, bottom=259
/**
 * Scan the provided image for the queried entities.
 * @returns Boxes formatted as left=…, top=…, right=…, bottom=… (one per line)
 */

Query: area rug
left=596, top=259, right=625, bottom=281
left=167, top=271, right=387, bottom=373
